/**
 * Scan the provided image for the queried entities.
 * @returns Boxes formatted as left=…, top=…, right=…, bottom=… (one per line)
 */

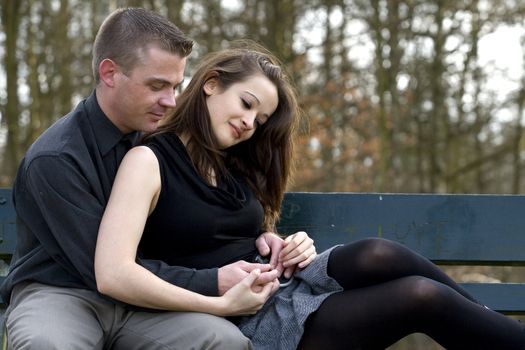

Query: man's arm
left=23, top=154, right=218, bottom=295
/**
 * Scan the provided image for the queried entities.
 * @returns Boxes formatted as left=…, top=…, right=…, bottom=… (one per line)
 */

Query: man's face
left=111, top=46, right=187, bottom=134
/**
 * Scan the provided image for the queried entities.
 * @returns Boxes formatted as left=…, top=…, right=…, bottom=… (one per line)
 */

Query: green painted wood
left=279, top=192, right=525, bottom=265
left=0, top=189, right=16, bottom=257
left=1, top=189, right=525, bottom=313
left=462, top=283, right=525, bottom=315
left=0, top=189, right=14, bottom=326
left=277, top=192, right=525, bottom=313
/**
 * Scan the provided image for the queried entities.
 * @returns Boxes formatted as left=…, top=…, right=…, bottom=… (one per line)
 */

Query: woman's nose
left=241, top=112, right=257, bottom=130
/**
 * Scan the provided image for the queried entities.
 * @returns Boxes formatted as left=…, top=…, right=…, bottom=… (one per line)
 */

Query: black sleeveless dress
left=141, top=133, right=263, bottom=271
left=141, top=133, right=343, bottom=350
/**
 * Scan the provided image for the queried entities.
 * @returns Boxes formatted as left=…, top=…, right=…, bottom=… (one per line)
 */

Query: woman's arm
left=94, top=146, right=272, bottom=316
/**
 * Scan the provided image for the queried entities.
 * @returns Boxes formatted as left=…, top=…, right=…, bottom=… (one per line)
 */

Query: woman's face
left=204, top=74, right=278, bottom=149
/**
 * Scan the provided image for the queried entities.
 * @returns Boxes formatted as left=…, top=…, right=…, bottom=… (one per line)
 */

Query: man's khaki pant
left=5, top=282, right=252, bottom=350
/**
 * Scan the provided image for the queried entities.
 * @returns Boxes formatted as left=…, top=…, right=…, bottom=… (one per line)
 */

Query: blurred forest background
left=2, top=0, right=525, bottom=348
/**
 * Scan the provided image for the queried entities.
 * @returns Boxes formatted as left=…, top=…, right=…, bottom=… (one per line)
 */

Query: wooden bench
left=278, top=192, right=525, bottom=314
left=0, top=188, right=16, bottom=323
left=1, top=189, right=525, bottom=321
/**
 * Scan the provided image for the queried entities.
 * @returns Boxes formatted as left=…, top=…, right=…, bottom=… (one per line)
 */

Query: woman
left=95, top=43, right=525, bottom=349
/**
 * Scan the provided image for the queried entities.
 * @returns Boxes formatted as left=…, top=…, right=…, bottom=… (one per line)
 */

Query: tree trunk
left=1, top=0, right=22, bottom=182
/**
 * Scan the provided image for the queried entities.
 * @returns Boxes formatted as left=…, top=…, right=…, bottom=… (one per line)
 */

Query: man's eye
left=151, top=84, right=164, bottom=91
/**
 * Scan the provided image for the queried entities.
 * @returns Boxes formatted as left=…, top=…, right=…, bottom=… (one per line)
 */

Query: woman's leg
left=298, top=276, right=525, bottom=350
left=328, top=238, right=477, bottom=302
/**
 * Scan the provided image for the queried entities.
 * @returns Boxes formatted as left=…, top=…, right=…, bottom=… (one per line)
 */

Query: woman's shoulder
left=113, top=146, right=161, bottom=197
left=144, top=133, right=184, bottom=150
left=143, top=133, right=191, bottom=165
left=120, top=146, right=159, bottom=171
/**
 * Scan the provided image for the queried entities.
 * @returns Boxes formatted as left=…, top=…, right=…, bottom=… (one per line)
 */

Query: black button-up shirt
left=0, top=92, right=217, bottom=304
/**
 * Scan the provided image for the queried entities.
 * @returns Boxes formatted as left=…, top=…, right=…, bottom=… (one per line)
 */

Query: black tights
left=297, top=238, right=525, bottom=350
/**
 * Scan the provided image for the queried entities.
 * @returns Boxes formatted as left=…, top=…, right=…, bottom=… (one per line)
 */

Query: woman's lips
left=230, top=123, right=241, bottom=138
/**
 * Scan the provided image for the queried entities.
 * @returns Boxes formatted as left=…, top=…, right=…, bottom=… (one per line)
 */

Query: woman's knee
left=347, top=238, right=402, bottom=267
left=404, top=276, right=452, bottom=312
left=328, top=238, right=404, bottom=285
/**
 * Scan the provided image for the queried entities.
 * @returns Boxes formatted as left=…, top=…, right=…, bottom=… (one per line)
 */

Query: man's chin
left=143, top=122, right=161, bottom=133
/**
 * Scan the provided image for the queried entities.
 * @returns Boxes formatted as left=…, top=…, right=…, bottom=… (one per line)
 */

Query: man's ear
left=99, top=59, right=119, bottom=88
left=203, top=78, right=219, bottom=96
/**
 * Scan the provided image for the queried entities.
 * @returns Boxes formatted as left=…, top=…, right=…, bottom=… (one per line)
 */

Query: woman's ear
left=203, top=78, right=219, bottom=96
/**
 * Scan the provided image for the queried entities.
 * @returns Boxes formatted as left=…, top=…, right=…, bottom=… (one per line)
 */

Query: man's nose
left=159, top=91, right=176, bottom=108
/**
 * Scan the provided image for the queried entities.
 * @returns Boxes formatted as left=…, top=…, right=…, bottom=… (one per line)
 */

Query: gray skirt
left=238, top=246, right=343, bottom=350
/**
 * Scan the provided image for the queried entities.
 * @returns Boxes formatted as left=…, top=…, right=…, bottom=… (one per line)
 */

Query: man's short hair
left=92, top=7, right=193, bottom=84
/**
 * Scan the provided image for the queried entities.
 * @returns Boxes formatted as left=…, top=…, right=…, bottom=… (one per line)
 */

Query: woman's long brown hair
left=145, top=42, right=301, bottom=229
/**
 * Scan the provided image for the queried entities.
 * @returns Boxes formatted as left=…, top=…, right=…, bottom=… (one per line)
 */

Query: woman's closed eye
left=241, top=97, right=268, bottom=128
left=241, top=98, right=252, bottom=109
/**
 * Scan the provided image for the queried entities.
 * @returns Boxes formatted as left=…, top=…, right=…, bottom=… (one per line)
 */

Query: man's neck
left=95, top=87, right=127, bottom=134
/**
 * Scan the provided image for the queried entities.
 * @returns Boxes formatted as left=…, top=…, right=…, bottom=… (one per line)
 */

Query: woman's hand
left=281, top=231, right=317, bottom=266
left=217, top=269, right=278, bottom=316
left=218, top=260, right=279, bottom=295
left=256, top=231, right=317, bottom=279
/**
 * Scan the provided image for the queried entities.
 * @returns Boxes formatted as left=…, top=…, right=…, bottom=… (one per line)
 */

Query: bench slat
left=0, top=189, right=16, bottom=257
left=0, top=279, right=520, bottom=314
left=279, top=192, right=525, bottom=265
left=1, top=189, right=525, bottom=314
left=462, top=283, right=525, bottom=314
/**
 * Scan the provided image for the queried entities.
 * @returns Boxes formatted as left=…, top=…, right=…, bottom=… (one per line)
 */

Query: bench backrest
left=0, top=189, right=524, bottom=314
left=0, top=189, right=16, bottom=259
left=278, top=192, right=525, bottom=265
left=0, top=189, right=15, bottom=281
left=278, top=192, right=525, bottom=314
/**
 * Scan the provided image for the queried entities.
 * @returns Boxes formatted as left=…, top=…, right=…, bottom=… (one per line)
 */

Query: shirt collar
left=85, top=91, right=141, bottom=156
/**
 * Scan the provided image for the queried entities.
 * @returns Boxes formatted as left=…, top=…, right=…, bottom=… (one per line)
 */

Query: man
left=1, top=8, right=252, bottom=349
